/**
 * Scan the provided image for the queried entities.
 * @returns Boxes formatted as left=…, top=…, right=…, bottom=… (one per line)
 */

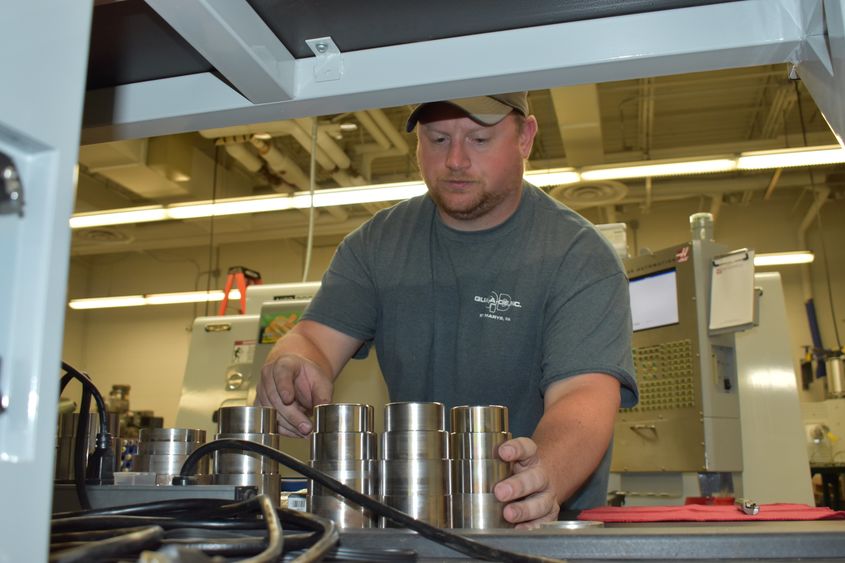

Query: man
left=257, top=92, right=637, bottom=527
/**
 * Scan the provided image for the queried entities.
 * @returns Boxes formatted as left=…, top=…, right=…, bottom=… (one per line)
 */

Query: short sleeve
left=302, top=230, right=378, bottom=352
left=540, top=231, right=638, bottom=408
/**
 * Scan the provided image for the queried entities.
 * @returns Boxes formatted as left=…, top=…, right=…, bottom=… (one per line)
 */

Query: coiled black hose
left=178, top=438, right=565, bottom=563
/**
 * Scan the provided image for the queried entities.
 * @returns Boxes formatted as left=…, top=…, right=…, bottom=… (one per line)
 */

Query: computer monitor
left=629, top=268, right=680, bottom=332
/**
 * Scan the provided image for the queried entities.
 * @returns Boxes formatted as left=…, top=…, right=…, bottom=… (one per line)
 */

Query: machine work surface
left=337, top=521, right=845, bottom=561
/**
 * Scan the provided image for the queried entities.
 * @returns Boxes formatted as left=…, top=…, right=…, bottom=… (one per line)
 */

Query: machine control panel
left=627, top=339, right=695, bottom=412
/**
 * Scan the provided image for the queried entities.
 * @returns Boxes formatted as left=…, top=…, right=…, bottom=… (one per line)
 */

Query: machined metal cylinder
left=217, top=406, right=276, bottom=434
left=213, top=432, right=280, bottom=474
left=450, top=405, right=511, bottom=529
left=212, top=406, right=281, bottom=505
left=311, top=431, right=377, bottom=461
left=450, top=405, right=508, bottom=433
left=314, top=403, right=374, bottom=433
left=309, top=403, right=377, bottom=528
left=55, top=412, right=120, bottom=481
left=379, top=402, right=450, bottom=528
left=384, top=401, right=445, bottom=432
left=133, top=427, right=209, bottom=485
left=826, top=357, right=845, bottom=399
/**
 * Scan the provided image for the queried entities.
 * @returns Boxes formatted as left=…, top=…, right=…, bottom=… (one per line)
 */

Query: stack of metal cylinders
left=379, top=402, right=451, bottom=527
left=309, top=403, right=377, bottom=528
left=133, top=428, right=209, bottom=485
left=213, top=406, right=281, bottom=505
left=55, top=412, right=120, bottom=480
left=450, top=405, right=511, bottom=529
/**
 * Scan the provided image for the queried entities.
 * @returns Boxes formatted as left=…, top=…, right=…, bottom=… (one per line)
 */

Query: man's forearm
left=265, top=320, right=362, bottom=381
left=532, top=374, right=621, bottom=504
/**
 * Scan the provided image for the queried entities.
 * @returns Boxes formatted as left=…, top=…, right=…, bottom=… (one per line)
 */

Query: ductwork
left=797, top=187, right=830, bottom=301
left=249, top=137, right=310, bottom=191
left=199, top=111, right=411, bottom=213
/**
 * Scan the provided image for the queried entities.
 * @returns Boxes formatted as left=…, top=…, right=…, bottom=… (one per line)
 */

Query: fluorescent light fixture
left=69, top=290, right=242, bottom=310
left=524, top=168, right=581, bottom=187
left=581, top=158, right=736, bottom=181
left=753, top=251, right=814, bottom=266
left=737, top=145, right=845, bottom=170
left=168, top=196, right=295, bottom=219
left=68, top=295, right=147, bottom=310
left=69, top=145, right=845, bottom=230
left=70, top=183, right=429, bottom=229
left=296, top=181, right=427, bottom=208
left=69, top=207, right=168, bottom=229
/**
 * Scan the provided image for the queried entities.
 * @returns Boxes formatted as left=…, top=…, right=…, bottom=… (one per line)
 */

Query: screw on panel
left=0, top=152, right=24, bottom=216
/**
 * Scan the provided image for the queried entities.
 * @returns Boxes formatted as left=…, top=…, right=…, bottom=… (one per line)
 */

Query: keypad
left=623, top=339, right=695, bottom=412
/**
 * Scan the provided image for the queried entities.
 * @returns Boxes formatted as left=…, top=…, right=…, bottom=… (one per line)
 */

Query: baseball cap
left=405, top=92, right=529, bottom=132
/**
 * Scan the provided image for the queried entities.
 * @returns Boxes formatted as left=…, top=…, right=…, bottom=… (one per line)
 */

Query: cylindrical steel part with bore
left=311, top=431, right=376, bottom=461
left=381, top=430, right=450, bottom=460
left=309, top=403, right=377, bottom=528
left=133, top=427, right=208, bottom=485
left=314, top=403, right=374, bottom=433
left=384, top=402, right=445, bottom=432
left=450, top=405, right=511, bottom=529
left=217, top=406, right=277, bottom=434
left=450, top=405, right=508, bottom=433
left=450, top=431, right=510, bottom=461
left=55, top=412, right=121, bottom=481
left=213, top=432, right=280, bottom=474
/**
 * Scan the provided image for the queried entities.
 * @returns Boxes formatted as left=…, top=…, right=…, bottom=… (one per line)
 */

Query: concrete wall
left=62, top=195, right=844, bottom=425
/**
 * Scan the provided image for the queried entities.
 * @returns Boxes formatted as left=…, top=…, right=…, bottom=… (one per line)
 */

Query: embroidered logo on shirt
left=474, top=291, right=522, bottom=322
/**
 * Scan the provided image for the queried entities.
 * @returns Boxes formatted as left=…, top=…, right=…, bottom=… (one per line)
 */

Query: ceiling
left=72, top=1, right=844, bottom=257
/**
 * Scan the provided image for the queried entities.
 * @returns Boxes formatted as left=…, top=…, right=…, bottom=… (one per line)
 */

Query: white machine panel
left=175, top=315, right=261, bottom=435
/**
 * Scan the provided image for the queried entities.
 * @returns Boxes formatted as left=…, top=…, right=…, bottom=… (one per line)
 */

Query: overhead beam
left=796, top=0, right=845, bottom=148
left=84, top=0, right=810, bottom=144
left=143, top=0, right=296, bottom=104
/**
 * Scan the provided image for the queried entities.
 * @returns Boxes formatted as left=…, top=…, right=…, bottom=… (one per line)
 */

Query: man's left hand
left=493, top=436, right=560, bottom=528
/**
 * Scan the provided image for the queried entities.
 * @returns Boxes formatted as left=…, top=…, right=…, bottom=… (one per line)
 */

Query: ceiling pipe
left=356, top=109, right=412, bottom=181
left=353, top=111, right=392, bottom=151
left=367, top=109, right=410, bottom=154
left=203, top=124, right=352, bottom=221
left=224, top=142, right=262, bottom=173
left=709, top=194, right=722, bottom=220
left=250, top=137, right=311, bottom=192
left=797, top=187, right=830, bottom=302
left=294, top=117, right=351, bottom=170
left=200, top=122, right=338, bottom=171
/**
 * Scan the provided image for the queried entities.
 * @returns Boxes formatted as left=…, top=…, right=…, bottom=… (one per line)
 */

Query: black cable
left=241, top=494, right=284, bottom=563
left=49, top=525, right=163, bottom=563
left=61, top=362, right=108, bottom=439
left=51, top=526, right=156, bottom=543
left=178, top=439, right=564, bottom=563
left=793, top=81, right=842, bottom=350
left=72, top=388, right=92, bottom=510
left=276, top=505, right=339, bottom=563
left=51, top=496, right=295, bottom=561
left=204, top=144, right=221, bottom=317
left=52, top=514, right=268, bottom=533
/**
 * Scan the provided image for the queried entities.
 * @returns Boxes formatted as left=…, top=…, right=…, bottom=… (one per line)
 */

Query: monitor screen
left=629, top=269, right=680, bottom=332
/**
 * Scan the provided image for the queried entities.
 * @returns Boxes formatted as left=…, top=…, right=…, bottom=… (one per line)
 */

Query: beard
left=428, top=179, right=511, bottom=222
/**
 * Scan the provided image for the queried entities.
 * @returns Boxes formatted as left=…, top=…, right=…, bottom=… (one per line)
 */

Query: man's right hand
left=256, top=353, right=334, bottom=437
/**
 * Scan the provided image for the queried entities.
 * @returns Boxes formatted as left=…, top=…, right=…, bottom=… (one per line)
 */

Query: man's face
left=416, top=104, right=537, bottom=231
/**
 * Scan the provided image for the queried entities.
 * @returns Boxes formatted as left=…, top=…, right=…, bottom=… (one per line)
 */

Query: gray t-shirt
left=304, top=183, right=637, bottom=508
